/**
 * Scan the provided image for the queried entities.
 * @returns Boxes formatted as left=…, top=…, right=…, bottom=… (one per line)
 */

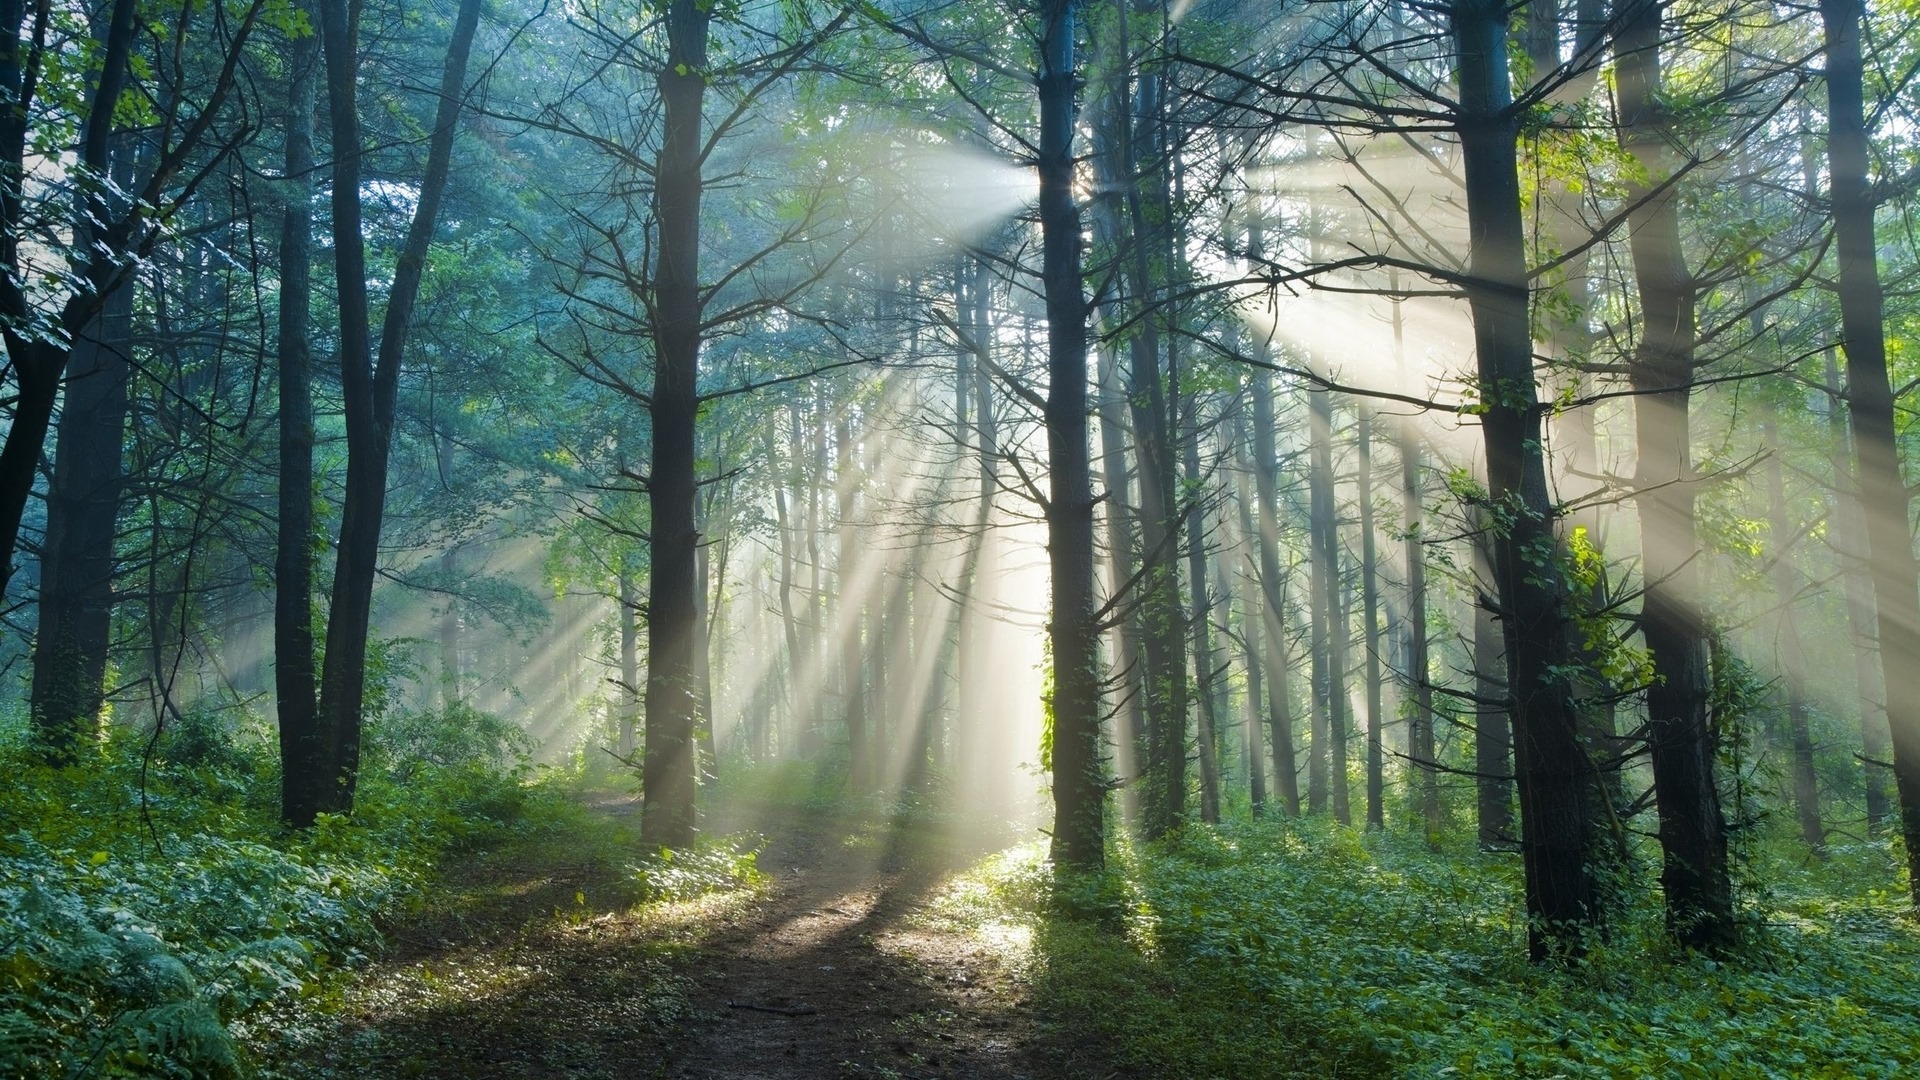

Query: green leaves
left=0, top=725, right=542, bottom=1077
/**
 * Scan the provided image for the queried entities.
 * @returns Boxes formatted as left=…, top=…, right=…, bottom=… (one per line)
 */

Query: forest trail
left=271, top=790, right=1052, bottom=1080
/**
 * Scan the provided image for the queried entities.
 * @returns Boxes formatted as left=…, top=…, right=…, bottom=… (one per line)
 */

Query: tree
left=292, top=0, right=485, bottom=823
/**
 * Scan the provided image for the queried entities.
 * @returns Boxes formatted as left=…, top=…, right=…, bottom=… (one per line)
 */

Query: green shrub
left=0, top=715, right=543, bottom=1078
left=932, top=818, right=1920, bottom=1079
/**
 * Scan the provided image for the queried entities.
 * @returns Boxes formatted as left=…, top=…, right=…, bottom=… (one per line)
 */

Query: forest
left=5, top=0, right=1920, bottom=1074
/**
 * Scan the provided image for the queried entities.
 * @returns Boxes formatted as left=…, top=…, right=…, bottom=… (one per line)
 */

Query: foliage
left=0, top=718, right=543, bottom=1078
left=928, top=819, right=1920, bottom=1079
left=630, top=836, right=768, bottom=903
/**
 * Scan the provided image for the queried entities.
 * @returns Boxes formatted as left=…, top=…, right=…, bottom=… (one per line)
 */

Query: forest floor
left=260, top=786, right=1065, bottom=1080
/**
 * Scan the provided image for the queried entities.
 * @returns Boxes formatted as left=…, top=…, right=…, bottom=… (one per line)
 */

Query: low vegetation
left=928, top=819, right=1920, bottom=1079
left=0, top=705, right=543, bottom=1078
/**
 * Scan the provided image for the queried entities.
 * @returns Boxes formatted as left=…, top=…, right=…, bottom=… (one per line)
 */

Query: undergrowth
left=927, top=818, right=1920, bottom=1079
left=0, top=705, right=548, bottom=1078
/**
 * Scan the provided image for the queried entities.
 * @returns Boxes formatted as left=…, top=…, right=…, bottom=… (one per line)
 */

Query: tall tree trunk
left=1359, top=412, right=1385, bottom=830
left=1765, top=420, right=1824, bottom=853
left=1822, top=0, right=1920, bottom=908
left=30, top=155, right=135, bottom=756
left=1394, top=288, right=1442, bottom=842
left=1251, top=368, right=1300, bottom=814
left=1472, top=532, right=1512, bottom=847
left=1308, top=386, right=1333, bottom=814
left=1827, top=351, right=1891, bottom=832
left=1183, top=389, right=1223, bottom=824
left=769, top=423, right=804, bottom=748
left=311, top=0, right=482, bottom=819
left=639, top=0, right=711, bottom=849
left=836, top=412, right=869, bottom=792
left=1617, top=0, right=1735, bottom=949
left=1233, top=412, right=1269, bottom=817
left=620, top=565, right=639, bottom=757
left=438, top=547, right=460, bottom=707
left=1452, top=0, right=1603, bottom=958
left=1097, top=342, right=1148, bottom=822
left=1038, top=0, right=1103, bottom=868
left=1114, top=11, right=1188, bottom=836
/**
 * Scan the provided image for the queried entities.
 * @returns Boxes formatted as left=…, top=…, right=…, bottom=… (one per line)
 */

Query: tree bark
left=1472, top=532, right=1512, bottom=848
left=1039, top=0, right=1104, bottom=869
left=1183, top=388, right=1223, bottom=824
left=311, top=0, right=482, bottom=818
left=1251, top=368, right=1300, bottom=814
left=1359, top=412, right=1385, bottom=830
left=30, top=122, right=135, bottom=759
left=1764, top=419, right=1824, bottom=854
left=1822, top=0, right=1920, bottom=908
left=272, top=10, right=320, bottom=819
left=1452, top=0, right=1603, bottom=958
left=1616, top=0, right=1736, bottom=949
left=1827, top=351, right=1890, bottom=832
left=639, top=0, right=711, bottom=850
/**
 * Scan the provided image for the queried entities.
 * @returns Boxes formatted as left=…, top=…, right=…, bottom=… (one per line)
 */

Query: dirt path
left=667, top=803, right=1036, bottom=1080
left=263, top=792, right=1049, bottom=1080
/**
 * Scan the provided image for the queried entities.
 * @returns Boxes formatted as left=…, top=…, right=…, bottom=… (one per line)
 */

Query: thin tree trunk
left=1359, top=412, right=1385, bottom=830
left=620, top=565, right=639, bottom=757
left=1251, top=368, right=1300, bottom=814
left=1765, top=420, right=1824, bottom=853
left=1393, top=286, right=1442, bottom=842
left=1097, top=342, right=1148, bottom=822
left=1116, top=11, right=1188, bottom=836
left=836, top=412, right=869, bottom=792
left=1183, top=389, right=1222, bottom=824
left=1308, top=386, right=1333, bottom=814
left=311, top=0, right=482, bottom=817
left=1233, top=413, right=1269, bottom=817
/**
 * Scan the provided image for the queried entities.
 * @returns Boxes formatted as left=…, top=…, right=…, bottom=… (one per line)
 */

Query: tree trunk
left=312, top=0, right=482, bottom=818
left=1097, top=342, right=1148, bottom=822
left=1233, top=412, right=1269, bottom=817
left=1472, top=532, right=1512, bottom=848
left=1393, top=285, right=1441, bottom=840
left=1251, top=368, right=1300, bottom=814
left=1183, top=388, right=1223, bottom=824
left=1039, top=0, right=1103, bottom=869
left=1453, top=0, right=1603, bottom=958
left=1359, top=412, right=1385, bottom=830
left=640, top=0, right=711, bottom=850
left=620, top=565, right=639, bottom=757
left=836, top=412, right=870, bottom=792
left=30, top=126, right=135, bottom=759
left=1616, top=0, right=1736, bottom=949
left=274, top=8, right=320, bottom=821
left=1822, top=0, right=1920, bottom=908
left=1765, top=419, right=1824, bottom=853
left=1827, top=351, right=1891, bottom=833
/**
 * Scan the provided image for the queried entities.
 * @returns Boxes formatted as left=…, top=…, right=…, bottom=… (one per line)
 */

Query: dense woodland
left=8, top=0, right=1920, bottom=1074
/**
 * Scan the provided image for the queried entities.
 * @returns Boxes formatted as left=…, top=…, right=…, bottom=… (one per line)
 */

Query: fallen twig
left=727, top=1000, right=817, bottom=1017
